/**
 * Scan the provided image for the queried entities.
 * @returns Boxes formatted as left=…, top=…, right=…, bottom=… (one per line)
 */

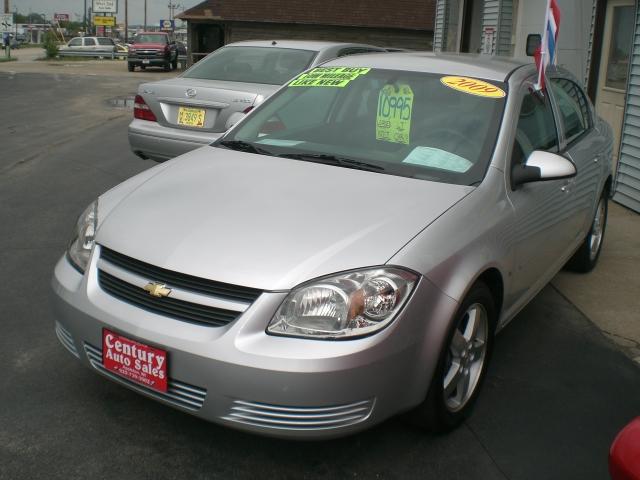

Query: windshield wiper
left=217, top=140, right=274, bottom=156
left=278, top=153, right=385, bottom=172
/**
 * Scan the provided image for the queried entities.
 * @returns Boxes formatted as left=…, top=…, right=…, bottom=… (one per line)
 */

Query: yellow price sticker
left=376, top=84, right=413, bottom=145
left=289, top=67, right=371, bottom=88
left=440, top=76, right=506, bottom=98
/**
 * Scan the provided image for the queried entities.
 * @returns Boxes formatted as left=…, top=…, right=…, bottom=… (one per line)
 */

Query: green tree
left=43, top=30, right=59, bottom=58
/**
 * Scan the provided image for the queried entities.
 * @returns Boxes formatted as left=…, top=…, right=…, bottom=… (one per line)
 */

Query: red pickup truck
left=127, top=32, right=178, bottom=72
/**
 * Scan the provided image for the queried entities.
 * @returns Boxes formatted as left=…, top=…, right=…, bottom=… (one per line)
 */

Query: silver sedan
left=128, top=40, right=386, bottom=162
left=54, top=52, right=613, bottom=439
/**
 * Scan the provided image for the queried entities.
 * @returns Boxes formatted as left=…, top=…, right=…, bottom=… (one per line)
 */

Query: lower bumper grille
left=55, top=321, right=80, bottom=358
left=222, top=399, right=374, bottom=431
left=84, top=343, right=207, bottom=411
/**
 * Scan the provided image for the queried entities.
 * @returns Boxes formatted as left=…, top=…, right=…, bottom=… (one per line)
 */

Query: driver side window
left=512, top=91, right=559, bottom=165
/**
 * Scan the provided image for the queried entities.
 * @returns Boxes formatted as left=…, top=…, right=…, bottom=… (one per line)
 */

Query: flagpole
left=536, top=0, right=552, bottom=90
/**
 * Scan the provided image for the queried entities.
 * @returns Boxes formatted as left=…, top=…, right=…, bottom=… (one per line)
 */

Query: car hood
left=97, top=147, right=473, bottom=290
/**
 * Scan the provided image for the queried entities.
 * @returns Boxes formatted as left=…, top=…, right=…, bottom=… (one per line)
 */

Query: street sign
left=0, top=13, right=14, bottom=33
left=159, top=19, right=175, bottom=31
left=94, top=16, right=116, bottom=26
left=92, top=0, right=117, bottom=14
left=54, top=13, right=70, bottom=22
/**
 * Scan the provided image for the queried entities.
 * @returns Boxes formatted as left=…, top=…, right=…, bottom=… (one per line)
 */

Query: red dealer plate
left=102, top=329, right=168, bottom=393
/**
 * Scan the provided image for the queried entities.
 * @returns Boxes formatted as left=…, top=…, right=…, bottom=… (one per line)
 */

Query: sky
left=8, top=0, right=202, bottom=25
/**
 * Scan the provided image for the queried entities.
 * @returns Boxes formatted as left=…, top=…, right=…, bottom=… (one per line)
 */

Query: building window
left=605, top=5, right=635, bottom=90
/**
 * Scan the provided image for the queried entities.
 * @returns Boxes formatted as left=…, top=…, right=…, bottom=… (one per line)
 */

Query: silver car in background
left=128, top=40, right=386, bottom=161
left=55, top=53, right=613, bottom=439
left=59, top=36, right=118, bottom=58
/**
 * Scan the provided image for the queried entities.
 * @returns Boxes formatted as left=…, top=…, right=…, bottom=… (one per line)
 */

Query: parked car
left=610, top=418, right=640, bottom=480
left=128, top=40, right=386, bottom=161
left=53, top=52, right=613, bottom=439
left=59, top=36, right=117, bottom=57
left=127, top=32, right=178, bottom=72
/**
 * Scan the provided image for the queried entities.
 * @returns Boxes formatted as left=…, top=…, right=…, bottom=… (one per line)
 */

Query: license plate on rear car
left=102, top=329, right=168, bottom=392
left=177, top=107, right=206, bottom=127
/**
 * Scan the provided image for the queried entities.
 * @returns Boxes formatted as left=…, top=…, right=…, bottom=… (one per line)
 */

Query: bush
left=43, top=31, right=59, bottom=58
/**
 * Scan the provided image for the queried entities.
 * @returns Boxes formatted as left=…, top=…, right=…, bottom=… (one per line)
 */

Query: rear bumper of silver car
left=128, top=119, right=224, bottom=162
left=51, top=249, right=458, bottom=439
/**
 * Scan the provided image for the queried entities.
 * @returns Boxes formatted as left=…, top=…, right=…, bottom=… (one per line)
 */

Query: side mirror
left=225, top=111, right=247, bottom=130
left=526, top=34, right=541, bottom=56
left=512, top=151, right=576, bottom=187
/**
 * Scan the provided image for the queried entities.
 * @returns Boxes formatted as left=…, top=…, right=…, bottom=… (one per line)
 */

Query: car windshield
left=133, top=34, right=167, bottom=44
left=183, top=46, right=317, bottom=85
left=220, top=68, right=507, bottom=185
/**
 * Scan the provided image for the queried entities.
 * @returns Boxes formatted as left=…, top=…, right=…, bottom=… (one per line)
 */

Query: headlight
left=267, top=267, right=418, bottom=340
left=67, top=200, right=98, bottom=273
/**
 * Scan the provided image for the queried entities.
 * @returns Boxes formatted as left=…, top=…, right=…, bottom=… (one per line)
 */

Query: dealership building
left=179, top=0, right=640, bottom=212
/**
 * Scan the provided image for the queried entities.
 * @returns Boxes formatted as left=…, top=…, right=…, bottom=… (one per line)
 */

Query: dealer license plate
left=177, top=107, right=206, bottom=128
left=102, top=329, right=168, bottom=393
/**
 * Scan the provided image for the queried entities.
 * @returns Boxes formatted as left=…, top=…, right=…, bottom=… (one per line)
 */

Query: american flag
left=534, top=0, right=561, bottom=91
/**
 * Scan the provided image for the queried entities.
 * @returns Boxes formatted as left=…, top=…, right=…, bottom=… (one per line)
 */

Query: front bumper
left=128, top=56, right=169, bottom=67
left=128, top=118, right=223, bottom=162
left=51, top=247, right=458, bottom=439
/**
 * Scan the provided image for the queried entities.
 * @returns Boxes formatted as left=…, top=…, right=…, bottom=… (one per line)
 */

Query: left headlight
left=267, top=267, right=419, bottom=340
left=67, top=200, right=98, bottom=273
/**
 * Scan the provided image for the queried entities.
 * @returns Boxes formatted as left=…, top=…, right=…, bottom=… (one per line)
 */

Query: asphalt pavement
left=1, top=71, right=639, bottom=480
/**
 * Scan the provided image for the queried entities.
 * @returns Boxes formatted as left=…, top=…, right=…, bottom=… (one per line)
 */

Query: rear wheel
left=127, top=62, right=134, bottom=72
left=408, top=282, right=496, bottom=432
left=565, top=190, right=608, bottom=273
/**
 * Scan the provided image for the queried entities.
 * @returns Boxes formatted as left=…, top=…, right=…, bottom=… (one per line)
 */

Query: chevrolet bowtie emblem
left=143, top=282, right=172, bottom=298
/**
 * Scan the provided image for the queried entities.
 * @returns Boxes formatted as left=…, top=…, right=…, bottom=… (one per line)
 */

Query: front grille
left=84, top=343, right=207, bottom=411
left=98, top=270, right=239, bottom=327
left=55, top=321, right=79, bottom=358
left=222, top=399, right=375, bottom=431
left=100, top=247, right=262, bottom=303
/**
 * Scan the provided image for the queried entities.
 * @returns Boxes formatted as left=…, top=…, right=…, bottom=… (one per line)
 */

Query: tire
left=140, top=65, right=146, bottom=70
left=163, top=61, right=171, bottom=72
left=564, top=190, right=608, bottom=273
left=171, top=56, right=178, bottom=70
left=127, top=62, right=134, bottom=72
left=408, top=281, right=496, bottom=433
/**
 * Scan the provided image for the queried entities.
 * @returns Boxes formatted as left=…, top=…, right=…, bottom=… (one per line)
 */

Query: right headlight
left=66, top=200, right=98, bottom=273
left=267, top=267, right=419, bottom=340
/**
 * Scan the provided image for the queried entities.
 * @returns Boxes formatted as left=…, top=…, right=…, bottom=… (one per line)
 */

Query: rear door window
left=84, top=38, right=96, bottom=46
left=68, top=38, right=82, bottom=47
left=549, top=78, right=592, bottom=144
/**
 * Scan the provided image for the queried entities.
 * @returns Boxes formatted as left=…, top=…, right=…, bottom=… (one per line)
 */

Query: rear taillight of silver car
left=133, top=95, right=157, bottom=122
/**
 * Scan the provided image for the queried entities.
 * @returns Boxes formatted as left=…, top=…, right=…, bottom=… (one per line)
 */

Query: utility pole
left=124, top=0, right=128, bottom=41
left=83, top=0, right=87, bottom=34
left=3, top=0, right=9, bottom=14
left=144, top=0, right=147, bottom=31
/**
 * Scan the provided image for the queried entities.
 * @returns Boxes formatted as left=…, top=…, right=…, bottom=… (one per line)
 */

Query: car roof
left=321, top=51, right=531, bottom=82
left=225, top=39, right=381, bottom=52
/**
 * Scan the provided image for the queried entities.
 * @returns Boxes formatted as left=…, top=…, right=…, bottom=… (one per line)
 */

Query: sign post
left=1, top=13, right=13, bottom=59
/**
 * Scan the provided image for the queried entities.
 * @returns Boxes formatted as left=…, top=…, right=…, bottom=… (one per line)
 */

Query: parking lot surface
left=1, top=71, right=639, bottom=480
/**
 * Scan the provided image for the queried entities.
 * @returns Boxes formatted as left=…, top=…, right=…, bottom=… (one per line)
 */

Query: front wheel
left=565, top=191, right=608, bottom=273
left=163, top=60, right=171, bottom=72
left=171, top=56, right=178, bottom=70
left=127, top=62, right=134, bottom=72
left=408, top=281, right=496, bottom=432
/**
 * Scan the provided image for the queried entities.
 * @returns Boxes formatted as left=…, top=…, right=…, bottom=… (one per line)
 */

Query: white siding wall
left=434, top=0, right=447, bottom=52
left=613, top=5, right=640, bottom=212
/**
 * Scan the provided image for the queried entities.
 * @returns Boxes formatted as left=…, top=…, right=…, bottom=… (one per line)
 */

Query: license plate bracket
left=177, top=106, right=206, bottom=128
left=102, top=329, right=168, bottom=392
